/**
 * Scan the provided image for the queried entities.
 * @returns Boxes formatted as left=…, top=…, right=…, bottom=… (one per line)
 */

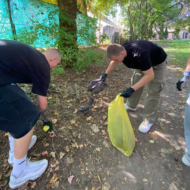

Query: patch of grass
left=154, top=40, right=168, bottom=45
left=155, top=40, right=190, bottom=69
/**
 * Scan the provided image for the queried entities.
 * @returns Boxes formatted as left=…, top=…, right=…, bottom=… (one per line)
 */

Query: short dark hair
left=107, top=44, right=125, bottom=58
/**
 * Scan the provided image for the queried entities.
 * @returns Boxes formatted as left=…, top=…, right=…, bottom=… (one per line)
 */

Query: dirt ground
left=0, top=46, right=190, bottom=190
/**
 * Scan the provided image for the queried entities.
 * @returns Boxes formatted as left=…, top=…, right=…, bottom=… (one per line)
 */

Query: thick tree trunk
left=58, top=0, right=78, bottom=66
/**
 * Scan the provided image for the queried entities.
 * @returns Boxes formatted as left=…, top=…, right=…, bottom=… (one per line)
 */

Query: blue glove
left=120, top=87, right=135, bottom=98
left=176, top=70, right=190, bottom=91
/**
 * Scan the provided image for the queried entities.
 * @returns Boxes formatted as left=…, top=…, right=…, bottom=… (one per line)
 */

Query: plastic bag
left=108, top=94, right=135, bottom=156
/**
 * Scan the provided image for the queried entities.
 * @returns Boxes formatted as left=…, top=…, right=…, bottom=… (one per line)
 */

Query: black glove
left=176, top=71, right=190, bottom=91
left=100, top=73, right=107, bottom=81
left=120, top=87, right=135, bottom=98
left=43, top=121, right=53, bottom=132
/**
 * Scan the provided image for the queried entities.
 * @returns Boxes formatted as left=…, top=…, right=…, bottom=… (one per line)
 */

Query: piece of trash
left=89, top=97, right=94, bottom=105
left=79, top=144, right=84, bottom=149
left=42, top=151, right=48, bottom=157
left=78, top=106, right=89, bottom=112
left=174, top=157, right=178, bottom=161
left=68, top=175, right=74, bottom=184
left=73, top=109, right=78, bottom=114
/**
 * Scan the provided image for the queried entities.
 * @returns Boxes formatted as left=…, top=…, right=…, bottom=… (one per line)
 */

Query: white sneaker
left=8, top=135, right=37, bottom=165
left=125, top=104, right=137, bottom=111
left=182, top=153, right=190, bottom=166
left=9, top=159, right=48, bottom=189
left=138, top=121, right=153, bottom=133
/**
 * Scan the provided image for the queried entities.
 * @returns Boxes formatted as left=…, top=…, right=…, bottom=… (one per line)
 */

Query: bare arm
left=37, top=95, right=49, bottom=122
left=132, top=67, right=154, bottom=91
left=105, top=60, right=118, bottom=74
left=185, top=56, right=190, bottom=71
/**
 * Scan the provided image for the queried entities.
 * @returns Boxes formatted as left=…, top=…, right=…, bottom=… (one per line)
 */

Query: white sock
left=12, top=155, right=27, bottom=178
left=8, top=137, right=14, bottom=153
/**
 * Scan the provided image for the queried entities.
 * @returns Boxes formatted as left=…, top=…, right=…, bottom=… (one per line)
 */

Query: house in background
left=153, top=28, right=190, bottom=40
left=87, top=12, right=119, bottom=44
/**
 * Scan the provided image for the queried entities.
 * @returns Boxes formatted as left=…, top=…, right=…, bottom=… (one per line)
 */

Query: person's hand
left=176, top=70, right=190, bottom=91
left=120, top=87, right=135, bottom=98
left=43, top=121, right=53, bottom=133
left=100, top=73, right=107, bottom=81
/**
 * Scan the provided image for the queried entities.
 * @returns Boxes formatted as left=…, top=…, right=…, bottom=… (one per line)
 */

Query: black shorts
left=0, top=84, right=40, bottom=139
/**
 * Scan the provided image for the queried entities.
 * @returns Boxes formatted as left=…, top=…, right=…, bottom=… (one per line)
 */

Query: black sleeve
left=32, top=65, right=50, bottom=96
left=139, top=51, right=152, bottom=71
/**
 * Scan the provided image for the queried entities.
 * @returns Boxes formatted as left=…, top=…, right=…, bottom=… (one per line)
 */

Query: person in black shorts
left=0, top=40, right=61, bottom=189
left=100, top=40, right=167, bottom=133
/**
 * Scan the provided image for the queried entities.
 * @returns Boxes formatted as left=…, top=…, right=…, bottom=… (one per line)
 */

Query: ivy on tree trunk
left=58, top=0, right=78, bottom=67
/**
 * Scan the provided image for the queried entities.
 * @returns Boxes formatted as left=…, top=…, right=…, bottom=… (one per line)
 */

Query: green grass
left=154, top=40, right=190, bottom=69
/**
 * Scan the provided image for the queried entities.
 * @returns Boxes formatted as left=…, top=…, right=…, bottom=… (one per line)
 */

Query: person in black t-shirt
left=0, top=40, right=61, bottom=189
left=101, top=40, right=167, bottom=133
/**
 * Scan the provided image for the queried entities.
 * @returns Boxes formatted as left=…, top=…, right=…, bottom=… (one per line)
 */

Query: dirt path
left=0, top=47, right=189, bottom=190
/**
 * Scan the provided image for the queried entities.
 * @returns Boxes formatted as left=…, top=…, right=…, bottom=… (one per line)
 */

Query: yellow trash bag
left=108, top=94, right=135, bottom=156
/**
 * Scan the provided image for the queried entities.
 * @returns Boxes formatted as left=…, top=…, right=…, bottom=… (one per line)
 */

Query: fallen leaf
left=66, top=156, right=74, bottom=164
left=4, top=174, right=9, bottom=178
left=102, top=130, right=106, bottom=135
left=31, top=182, right=37, bottom=188
left=73, top=109, right=78, bottom=114
left=86, top=116, right=93, bottom=121
left=55, top=166, right=59, bottom=171
left=143, top=178, right=148, bottom=183
left=79, top=144, right=84, bottom=149
left=102, top=181, right=111, bottom=190
left=50, top=173, right=58, bottom=184
left=52, top=181, right=59, bottom=188
left=50, top=152, right=56, bottom=158
left=4, top=132, right=9, bottom=137
left=104, top=121, right=108, bottom=126
left=169, top=182, right=178, bottom=190
left=42, top=151, right=48, bottom=157
left=103, top=116, right=107, bottom=120
left=91, top=124, right=99, bottom=133
left=161, top=148, right=169, bottom=154
left=103, top=140, right=109, bottom=148
left=60, top=152, right=65, bottom=159
left=70, top=120, right=76, bottom=124
left=68, top=175, right=74, bottom=184
left=65, top=146, right=70, bottom=152
left=175, top=146, right=181, bottom=150
left=96, top=147, right=101, bottom=152
left=52, top=119, right=57, bottom=124
left=160, top=126, right=164, bottom=129
left=150, top=140, right=154, bottom=143
left=135, top=137, right=138, bottom=142
left=44, top=143, right=49, bottom=147
left=18, top=181, right=29, bottom=190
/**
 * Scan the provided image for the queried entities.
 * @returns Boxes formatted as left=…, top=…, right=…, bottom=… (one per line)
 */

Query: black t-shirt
left=122, top=40, right=167, bottom=71
left=0, top=40, right=50, bottom=96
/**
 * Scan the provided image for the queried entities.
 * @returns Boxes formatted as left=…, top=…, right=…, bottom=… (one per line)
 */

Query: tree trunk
left=58, top=0, right=78, bottom=66
left=7, top=0, right=17, bottom=40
